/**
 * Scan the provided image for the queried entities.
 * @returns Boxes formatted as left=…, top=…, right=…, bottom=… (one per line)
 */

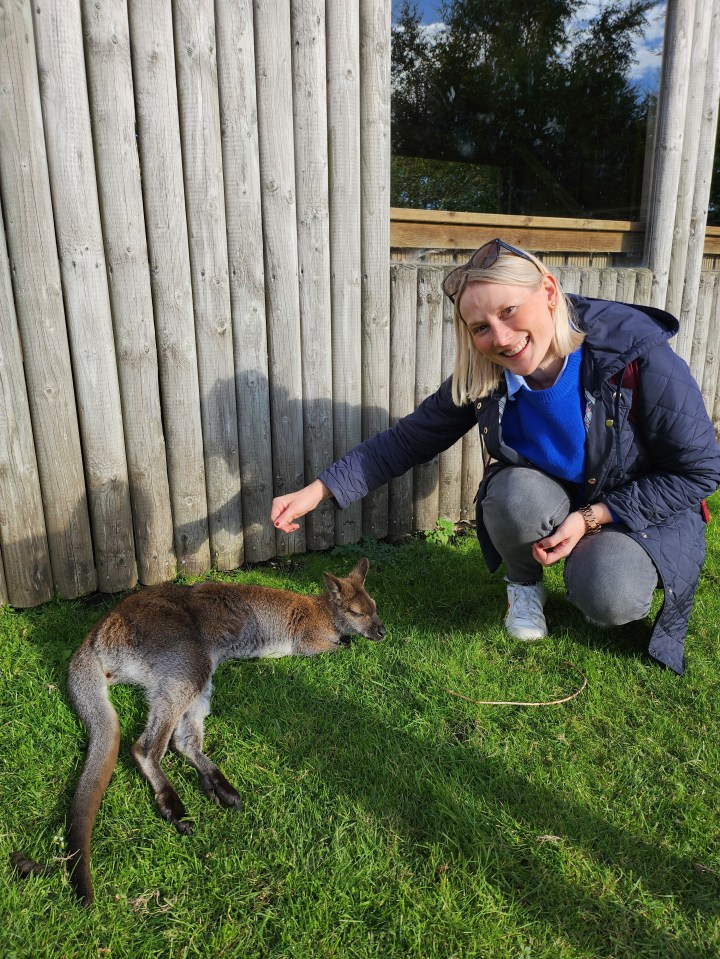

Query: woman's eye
left=502, top=306, right=516, bottom=317
left=471, top=325, right=488, bottom=336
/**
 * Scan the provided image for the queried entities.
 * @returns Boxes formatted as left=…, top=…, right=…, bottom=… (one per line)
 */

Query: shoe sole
left=505, top=630, right=547, bottom=642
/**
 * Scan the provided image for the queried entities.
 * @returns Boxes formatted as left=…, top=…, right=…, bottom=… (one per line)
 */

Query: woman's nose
left=492, top=324, right=513, bottom=347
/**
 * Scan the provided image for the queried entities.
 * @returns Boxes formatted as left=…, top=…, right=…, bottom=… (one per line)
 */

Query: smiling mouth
left=501, top=336, right=529, bottom=358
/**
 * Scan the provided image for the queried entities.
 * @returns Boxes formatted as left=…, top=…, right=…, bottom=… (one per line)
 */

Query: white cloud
left=629, top=5, right=664, bottom=87
left=404, top=0, right=666, bottom=90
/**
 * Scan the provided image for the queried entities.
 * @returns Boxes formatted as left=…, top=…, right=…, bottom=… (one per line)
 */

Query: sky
left=392, top=0, right=665, bottom=92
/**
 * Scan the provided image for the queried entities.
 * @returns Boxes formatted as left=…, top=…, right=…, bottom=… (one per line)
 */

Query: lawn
left=1, top=495, right=719, bottom=958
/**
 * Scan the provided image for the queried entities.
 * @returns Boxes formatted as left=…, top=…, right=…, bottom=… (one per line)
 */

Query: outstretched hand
left=270, top=479, right=332, bottom=534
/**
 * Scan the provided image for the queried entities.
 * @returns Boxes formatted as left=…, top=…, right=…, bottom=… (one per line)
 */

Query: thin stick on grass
left=445, top=659, right=587, bottom=707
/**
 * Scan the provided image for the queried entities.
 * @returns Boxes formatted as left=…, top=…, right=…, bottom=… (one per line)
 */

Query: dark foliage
left=392, top=0, right=659, bottom=218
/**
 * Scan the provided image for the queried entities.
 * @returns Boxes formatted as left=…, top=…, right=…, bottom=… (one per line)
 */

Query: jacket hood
left=568, top=295, right=679, bottom=380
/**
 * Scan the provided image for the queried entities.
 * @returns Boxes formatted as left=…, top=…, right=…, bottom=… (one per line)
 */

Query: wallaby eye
left=348, top=608, right=363, bottom=617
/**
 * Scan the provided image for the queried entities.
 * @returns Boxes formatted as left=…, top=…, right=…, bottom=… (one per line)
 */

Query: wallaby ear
left=323, top=571, right=343, bottom=595
left=349, top=557, right=369, bottom=586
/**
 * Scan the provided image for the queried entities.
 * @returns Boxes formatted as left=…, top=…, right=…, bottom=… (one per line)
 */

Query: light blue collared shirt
left=503, top=354, right=571, bottom=398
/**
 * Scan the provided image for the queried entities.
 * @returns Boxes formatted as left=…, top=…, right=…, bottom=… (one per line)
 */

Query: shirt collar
left=504, top=354, right=570, bottom=398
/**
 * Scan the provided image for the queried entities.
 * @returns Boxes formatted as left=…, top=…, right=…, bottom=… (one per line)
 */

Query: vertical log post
left=701, top=275, right=720, bottom=414
left=639, top=99, right=657, bottom=224
left=598, top=268, right=619, bottom=301
left=173, top=0, right=243, bottom=571
left=215, top=0, right=275, bottom=563
left=388, top=263, right=417, bottom=540
left=633, top=269, right=654, bottom=306
left=359, top=0, right=391, bottom=540
left=579, top=268, right=600, bottom=299
left=676, top=0, right=720, bottom=364
left=413, top=266, right=443, bottom=531
left=666, top=0, right=714, bottom=320
left=438, top=293, right=462, bottom=522
left=291, top=0, right=335, bottom=550
left=0, top=0, right=95, bottom=598
left=253, top=0, right=305, bottom=556
left=644, top=0, right=694, bottom=309
left=0, top=197, right=53, bottom=605
left=32, top=0, right=136, bottom=593
left=326, top=0, right=362, bottom=544
left=460, top=427, right=484, bottom=523
left=555, top=266, right=581, bottom=295
left=82, top=0, right=176, bottom=585
left=128, top=0, right=211, bottom=575
left=689, top=272, right=717, bottom=386
left=615, top=269, right=638, bottom=304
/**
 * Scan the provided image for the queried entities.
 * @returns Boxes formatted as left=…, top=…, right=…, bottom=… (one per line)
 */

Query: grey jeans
left=481, top=467, right=658, bottom=625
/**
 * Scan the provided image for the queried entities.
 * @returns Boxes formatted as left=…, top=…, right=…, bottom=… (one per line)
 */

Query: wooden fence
left=1, top=2, right=719, bottom=610
left=0, top=0, right=394, bottom=607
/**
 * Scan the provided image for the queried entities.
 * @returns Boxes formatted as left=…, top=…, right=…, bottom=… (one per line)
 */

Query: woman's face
left=458, top=274, right=561, bottom=380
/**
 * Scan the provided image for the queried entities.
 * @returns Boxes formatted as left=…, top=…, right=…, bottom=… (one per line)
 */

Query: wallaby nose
left=374, top=621, right=387, bottom=640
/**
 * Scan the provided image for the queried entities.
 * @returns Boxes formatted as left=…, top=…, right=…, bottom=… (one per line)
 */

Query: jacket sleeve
left=602, top=343, right=720, bottom=530
left=319, top=377, right=477, bottom=509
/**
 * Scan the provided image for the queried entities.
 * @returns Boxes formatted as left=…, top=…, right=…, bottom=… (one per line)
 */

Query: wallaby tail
left=64, top=644, right=121, bottom=907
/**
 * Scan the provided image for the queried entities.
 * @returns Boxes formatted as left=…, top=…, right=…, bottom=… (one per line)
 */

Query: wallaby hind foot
left=198, top=769, right=242, bottom=808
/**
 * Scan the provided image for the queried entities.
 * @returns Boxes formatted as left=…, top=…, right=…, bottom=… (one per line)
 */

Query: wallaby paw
left=173, top=818, right=194, bottom=837
left=11, top=851, right=53, bottom=877
left=156, top=787, right=192, bottom=835
left=200, top=771, right=242, bottom=810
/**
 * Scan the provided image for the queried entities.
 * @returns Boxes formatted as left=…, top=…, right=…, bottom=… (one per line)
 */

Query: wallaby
left=13, top=558, right=385, bottom=906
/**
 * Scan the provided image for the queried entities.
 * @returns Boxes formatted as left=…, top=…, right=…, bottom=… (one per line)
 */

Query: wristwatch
left=578, top=504, right=603, bottom=535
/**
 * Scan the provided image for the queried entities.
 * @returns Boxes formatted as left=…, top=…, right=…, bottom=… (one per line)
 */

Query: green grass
left=2, top=495, right=720, bottom=958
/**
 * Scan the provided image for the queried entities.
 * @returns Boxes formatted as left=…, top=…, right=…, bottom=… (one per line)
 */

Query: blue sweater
left=501, top=347, right=585, bottom=483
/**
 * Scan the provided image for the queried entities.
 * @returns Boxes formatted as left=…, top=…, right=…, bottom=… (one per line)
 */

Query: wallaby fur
left=13, top=559, right=384, bottom=906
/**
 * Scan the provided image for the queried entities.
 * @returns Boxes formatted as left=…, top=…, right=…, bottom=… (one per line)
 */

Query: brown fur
left=13, top=559, right=384, bottom=906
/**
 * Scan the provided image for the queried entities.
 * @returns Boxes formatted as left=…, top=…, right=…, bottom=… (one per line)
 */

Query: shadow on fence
left=1, top=367, right=482, bottom=608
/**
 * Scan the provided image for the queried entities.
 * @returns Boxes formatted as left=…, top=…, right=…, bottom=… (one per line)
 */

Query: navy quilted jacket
left=320, top=296, right=720, bottom=673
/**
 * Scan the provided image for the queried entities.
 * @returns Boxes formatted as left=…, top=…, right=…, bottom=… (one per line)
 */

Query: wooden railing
left=390, top=209, right=720, bottom=268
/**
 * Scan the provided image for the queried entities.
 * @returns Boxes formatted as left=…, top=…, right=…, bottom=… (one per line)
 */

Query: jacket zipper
left=614, top=377, right=623, bottom=472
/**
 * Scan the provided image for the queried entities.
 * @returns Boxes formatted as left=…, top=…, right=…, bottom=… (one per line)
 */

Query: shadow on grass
left=370, top=538, right=659, bottom=669
left=230, top=662, right=717, bottom=956
left=545, top=590, right=655, bottom=663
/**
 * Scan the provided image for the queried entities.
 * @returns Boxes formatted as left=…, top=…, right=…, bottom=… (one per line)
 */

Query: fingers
left=533, top=541, right=573, bottom=566
left=270, top=480, right=329, bottom=534
left=271, top=498, right=301, bottom=533
left=532, top=514, right=586, bottom=566
left=269, top=497, right=289, bottom=524
left=276, top=518, right=300, bottom=534
left=532, top=540, right=563, bottom=566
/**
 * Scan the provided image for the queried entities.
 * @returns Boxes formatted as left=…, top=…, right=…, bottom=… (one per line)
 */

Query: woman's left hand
left=531, top=511, right=587, bottom=566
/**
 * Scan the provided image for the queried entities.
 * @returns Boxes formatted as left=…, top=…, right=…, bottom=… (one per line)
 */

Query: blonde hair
left=450, top=248, right=585, bottom=406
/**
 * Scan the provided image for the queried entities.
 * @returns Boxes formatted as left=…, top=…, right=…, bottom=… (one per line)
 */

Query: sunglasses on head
left=441, top=238, right=542, bottom=302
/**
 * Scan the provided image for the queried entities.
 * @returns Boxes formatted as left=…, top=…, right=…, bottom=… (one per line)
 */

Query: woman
left=271, top=239, right=720, bottom=674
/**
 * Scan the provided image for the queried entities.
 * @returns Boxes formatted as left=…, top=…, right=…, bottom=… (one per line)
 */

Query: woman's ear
left=541, top=272, right=559, bottom=308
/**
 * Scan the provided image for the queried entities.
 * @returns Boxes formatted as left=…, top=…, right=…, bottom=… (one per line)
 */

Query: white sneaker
left=504, top=579, right=547, bottom=641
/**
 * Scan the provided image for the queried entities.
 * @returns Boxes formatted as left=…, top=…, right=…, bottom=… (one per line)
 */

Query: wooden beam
left=391, top=209, right=644, bottom=254
left=390, top=209, right=720, bottom=256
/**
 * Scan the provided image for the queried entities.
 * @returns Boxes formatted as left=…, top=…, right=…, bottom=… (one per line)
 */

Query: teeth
left=503, top=337, right=528, bottom=357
